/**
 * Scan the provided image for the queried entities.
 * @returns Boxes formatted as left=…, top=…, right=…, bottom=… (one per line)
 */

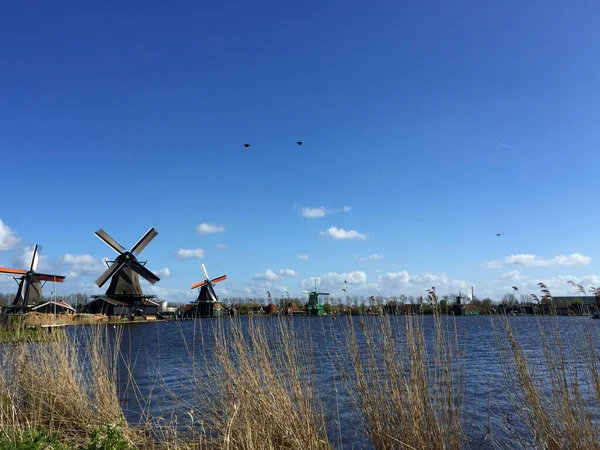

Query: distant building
left=264, top=303, right=279, bottom=315
left=31, top=301, right=76, bottom=315
left=464, top=304, right=480, bottom=316
left=286, top=302, right=304, bottom=315
left=184, top=301, right=223, bottom=318
left=85, top=298, right=159, bottom=316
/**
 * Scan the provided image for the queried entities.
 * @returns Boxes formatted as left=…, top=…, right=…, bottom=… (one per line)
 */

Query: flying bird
left=243, top=143, right=251, bottom=148
left=296, top=141, right=303, bottom=146
left=496, top=233, right=505, bottom=236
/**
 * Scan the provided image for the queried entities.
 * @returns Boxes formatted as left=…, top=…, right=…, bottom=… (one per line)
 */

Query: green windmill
left=303, top=280, right=329, bottom=315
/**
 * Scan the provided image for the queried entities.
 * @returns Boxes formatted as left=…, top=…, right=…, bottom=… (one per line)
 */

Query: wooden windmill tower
left=0, top=245, right=65, bottom=312
left=303, top=279, right=329, bottom=315
left=188, top=263, right=227, bottom=317
left=91, top=228, right=160, bottom=313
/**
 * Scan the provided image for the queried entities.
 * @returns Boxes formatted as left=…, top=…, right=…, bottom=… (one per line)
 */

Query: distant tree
left=501, top=293, right=518, bottom=305
left=439, top=299, right=449, bottom=314
left=480, top=298, right=494, bottom=314
left=323, top=302, right=334, bottom=314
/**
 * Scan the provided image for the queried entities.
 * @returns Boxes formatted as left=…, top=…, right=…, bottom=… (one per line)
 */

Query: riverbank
left=0, top=327, right=67, bottom=344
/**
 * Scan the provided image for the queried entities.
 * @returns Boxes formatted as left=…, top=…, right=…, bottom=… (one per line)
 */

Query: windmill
left=188, top=263, right=227, bottom=317
left=92, top=228, right=160, bottom=313
left=302, top=279, right=329, bottom=315
left=0, top=245, right=65, bottom=312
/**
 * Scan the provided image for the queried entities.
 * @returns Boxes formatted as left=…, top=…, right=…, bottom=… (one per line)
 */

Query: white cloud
left=146, top=286, right=197, bottom=302
left=196, top=223, right=225, bottom=234
left=253, top=269, right=298, bottom=281
left=0, top=219, right=20, bottom=251
left=300, top=205, right=352, bottom=219
left=297, top=254, right=309, bottom=260
left=499, top=270, right=521, bottom=281
left=320, top=226, right=366, bottom=240
left=242, top=280, right=275, bottom=298
left=482, top=253, right=591, bottom=269
left=301, top=271, right=369, bottom=291
left=61, top=254, right=97, bottom=265
left=377, top=271, right=469, bottom=295
left=301, top=207, right=326, bottom=218
left=13, top=246, right=48, bottom=271
left=156, top=268, right=171, bottom=278
left=216, top=244, right=228, bottom=249
left=176, top=248, right=205, bottom=259
left=59, top=254, right=104, bottom=276
left=508, top=275, right=600, bottom=297
left=354, top=254, right=383, bottom=261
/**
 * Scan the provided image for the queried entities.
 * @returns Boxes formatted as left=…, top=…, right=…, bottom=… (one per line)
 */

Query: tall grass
left=0, top=326, right=136, bottom=447
left=346, top=294, right=464, bottom=450
left=2, top=303, right=600, bottom=449
left=200, top=318, right=330, bottom=450
left=493, top=286, right=600, bottom=449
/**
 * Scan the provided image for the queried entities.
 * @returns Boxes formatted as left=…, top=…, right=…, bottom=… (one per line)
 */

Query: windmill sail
left=0, top=244, right=65, bottom=309
left=188, top=263, right=227, bottom=317
left=93, top=227, right=160, bottom=299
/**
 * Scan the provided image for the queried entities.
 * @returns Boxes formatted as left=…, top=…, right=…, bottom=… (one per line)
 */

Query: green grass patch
left=0, top=328, right=66, bottom=344
left=0, top=426, right=130, bottom=450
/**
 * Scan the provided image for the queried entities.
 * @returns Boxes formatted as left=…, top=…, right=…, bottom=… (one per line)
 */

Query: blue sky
left=1, top=0, right=600, bottom=302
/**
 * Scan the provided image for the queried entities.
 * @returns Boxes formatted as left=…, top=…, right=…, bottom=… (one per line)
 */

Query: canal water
left=97, top=315, right=599, bottom=449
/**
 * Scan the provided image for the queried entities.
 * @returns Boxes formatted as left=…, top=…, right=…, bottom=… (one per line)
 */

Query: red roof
left=264, top=303, right=278, bottom=313
left=286, top=302, right=303, bottom=313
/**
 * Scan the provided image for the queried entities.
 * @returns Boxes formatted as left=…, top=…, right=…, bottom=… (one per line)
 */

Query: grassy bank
left=0, top=327, right=67, bottom=344
left=1, top=306, right=600, bottom=449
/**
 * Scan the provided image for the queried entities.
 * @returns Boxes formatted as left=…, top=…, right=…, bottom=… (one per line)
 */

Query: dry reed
left=3, top=298, right=600, bottom=450
left=493, top=287, right=600, bottom=449
left=0, top=325, right=143, bottom=447
left=346, top=292, right=464, bottom=450
left=196, top=318, right=330, bottom=450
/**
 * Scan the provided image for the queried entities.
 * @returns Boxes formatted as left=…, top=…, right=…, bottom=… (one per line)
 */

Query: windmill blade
left=318, top=292, right=330, bottom=296
left=95, top=229, right=125, bottom=254
left=130, top=227, right=158, bottom=255
left=211, top=275, right=227, bottom=284
left=0, top=267, right=26, bottom=275
left=206, top=283, right=218, bottom=302
left=95, top=260, right=126, bottom=288
left=191, top=280, right=208, bottom=290
left=35, top=273, right=66, bottom=283
left=21, top=279, right=30, bottom=305
left=201, top=263, right=210, bottom=281
left=130, top=261, right=160, bottom=285
left=29, top=244, right=40, bottom=272
left=302, top=290, right=311, bottom=294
